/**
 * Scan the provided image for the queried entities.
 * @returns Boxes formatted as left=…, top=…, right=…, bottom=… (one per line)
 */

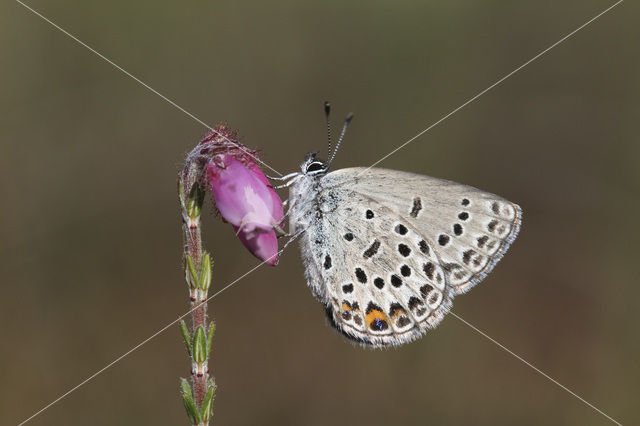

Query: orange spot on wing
left=365, top=309, right=387, bottom=327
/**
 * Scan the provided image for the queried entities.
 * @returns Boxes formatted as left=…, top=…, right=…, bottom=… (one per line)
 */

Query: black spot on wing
left=410, top=197, right=422, bottom=218
left=408, top=296, right=427, bottom=316
left=389, top=303, right=405, bottom=317
left=398, top=244, right=411, bottom=257
left=390, top=274, right=403, bottom=287
left=370, top=318, right=388, bottom=331
left=365, top=302, right=383, bottom=315
left=323, top=255, right=332, bottom=270
left=374, top=277, right=385, bottom=289
left=420, top=284, right=434, bottom=299
left=423, top=262, right=435, bottom=280
left=394, top=224, right=408, bottom=235
left=463, top=249, right=475, bottom=265
left=400, top=265, right=411, bottom=277
left=363, top=240, right=381, bottom=259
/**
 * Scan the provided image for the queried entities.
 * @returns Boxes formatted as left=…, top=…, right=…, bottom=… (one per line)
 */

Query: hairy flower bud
left=188, top=126, right=283, bottom=265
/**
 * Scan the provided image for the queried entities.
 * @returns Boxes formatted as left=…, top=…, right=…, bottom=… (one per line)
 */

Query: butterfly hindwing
left=297, top=191, right=452, bottom=347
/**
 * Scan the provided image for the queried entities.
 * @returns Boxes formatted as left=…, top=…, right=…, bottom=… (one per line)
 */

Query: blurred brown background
left=1, top=0, right=638, bottom=425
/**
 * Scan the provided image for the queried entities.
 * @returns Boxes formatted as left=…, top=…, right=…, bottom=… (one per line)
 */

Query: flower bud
left=198, top=127, right=283, bottom=265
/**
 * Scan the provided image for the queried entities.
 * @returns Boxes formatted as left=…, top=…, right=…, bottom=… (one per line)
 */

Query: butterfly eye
left=306, top=162, right=325, bottom=173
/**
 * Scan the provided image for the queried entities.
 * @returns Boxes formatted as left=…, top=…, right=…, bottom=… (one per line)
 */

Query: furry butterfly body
left=288, top=158, right=522, bottom=347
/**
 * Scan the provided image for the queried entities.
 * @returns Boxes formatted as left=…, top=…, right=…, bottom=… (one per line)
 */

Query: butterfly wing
left=337, top=168, right=523, bottom=295
left=292, top=167, right=521, bottom=347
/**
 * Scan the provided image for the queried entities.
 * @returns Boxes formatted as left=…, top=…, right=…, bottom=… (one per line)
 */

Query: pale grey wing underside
left=333, top=168, right=524, bottom=295
left=295, top=167, right=522, bottom=347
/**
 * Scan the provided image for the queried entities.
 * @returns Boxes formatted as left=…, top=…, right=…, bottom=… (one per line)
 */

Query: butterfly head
left=301, top=152, right=329, bottom=176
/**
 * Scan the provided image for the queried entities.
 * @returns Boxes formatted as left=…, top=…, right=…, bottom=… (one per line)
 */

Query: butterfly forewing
left=332, top=168, right=523, bottom=295
left=290, top=167, right=521, bottom=347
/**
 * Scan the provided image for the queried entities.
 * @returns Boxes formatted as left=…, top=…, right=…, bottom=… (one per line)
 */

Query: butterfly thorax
left=288, top=169, right=333, bottom=234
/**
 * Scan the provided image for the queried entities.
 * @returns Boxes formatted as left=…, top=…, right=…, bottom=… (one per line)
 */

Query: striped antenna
left=327, top=111, right=354, bottom=167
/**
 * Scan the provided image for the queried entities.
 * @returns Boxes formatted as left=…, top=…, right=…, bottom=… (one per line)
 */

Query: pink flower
left=202, top=130, right=283, bottom=265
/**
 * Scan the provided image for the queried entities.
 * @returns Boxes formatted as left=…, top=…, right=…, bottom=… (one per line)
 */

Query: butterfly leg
left=272, top=181, right=296, bottom=190
left=266, top=172, right=301, bottom=181
left=274, top=224, right=287, bottom=235
left=274, top=214, right=293, bottom=236
left=271, top=174, right=303, bottom=190
left=278, top=226, right=307, bottom=250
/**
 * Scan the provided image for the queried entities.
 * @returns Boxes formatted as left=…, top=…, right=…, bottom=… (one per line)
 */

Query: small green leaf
left=178, top=321, right=192, bottom=356
left=185, top=254, right=199, bottom=289
left=193, top=326, right=207, bottom=364
left=180, top=378, right=193, bottom=399
left=200, top=383, right=215, bottom=423
left=180, top=379, right=201, bottom=424
left=182, top=393, right=201, bottom=424
left=200, top=253, right=212, bottom=290
left=206, top=322, right=216, bottom=359
left=186, top=184, right=204, bottom=219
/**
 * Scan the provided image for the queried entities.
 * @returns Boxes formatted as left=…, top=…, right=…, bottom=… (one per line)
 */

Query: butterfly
left=280, top=103, right=522, bottom=348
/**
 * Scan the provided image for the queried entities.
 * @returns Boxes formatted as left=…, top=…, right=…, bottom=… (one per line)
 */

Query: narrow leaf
left=200, top=253, right=212, bottom=291
left=187, top=184, right=204, bottom=219
left=185, top=254, right=199, bottom=288
left=200, top=384, right=215, bottom=422
left=180, top=378, right=193, bottom=399
left=193, top=326, right=207, bottom=364
left=180, top=379, right=201, bottom=424
left=178, top=321, right=192, bottom=356
left=181, top=392, right=201, bottom=424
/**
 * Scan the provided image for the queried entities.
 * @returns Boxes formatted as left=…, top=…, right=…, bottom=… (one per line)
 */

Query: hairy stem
left=179, top=175, right=215, bottom=426
left=185, top=219, right=208, bottom=405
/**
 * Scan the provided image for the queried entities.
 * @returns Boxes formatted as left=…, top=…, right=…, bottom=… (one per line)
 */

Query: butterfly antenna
left=328, top=112, right=354, bottom=167
left=324, top=101, right=332, bottom=158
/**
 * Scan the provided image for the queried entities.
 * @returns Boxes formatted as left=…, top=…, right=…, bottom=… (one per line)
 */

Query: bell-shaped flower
left=206, top=153, right=283, bottom=265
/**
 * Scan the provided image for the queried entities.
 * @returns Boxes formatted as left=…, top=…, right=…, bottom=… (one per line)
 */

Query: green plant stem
left=179, top=175, right=215, bottom=426
left=185, top=220, right=208, bottom=407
